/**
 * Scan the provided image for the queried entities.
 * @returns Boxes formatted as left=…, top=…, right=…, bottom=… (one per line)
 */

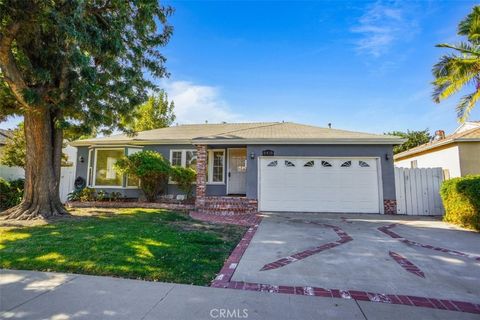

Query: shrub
left=0, top=178, right=24, bottom=209
left=109, top=192, right=123, bottom=201
left=96, top=190, right=107, bottom=201
left=440, top=175, right=480, bottom=231
left=67, top=187, right=96, bottom=202
left=170, top=166, right=196, bottom=199
left=115, top=150, right=170, bottom=202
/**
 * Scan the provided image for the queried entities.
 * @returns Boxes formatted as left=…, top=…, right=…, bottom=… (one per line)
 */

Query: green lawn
left=0, top=208, right=246, bottom=285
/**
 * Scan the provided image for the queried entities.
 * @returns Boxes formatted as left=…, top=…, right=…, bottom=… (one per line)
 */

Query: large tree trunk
left=2, top=107, right=69, bottom=220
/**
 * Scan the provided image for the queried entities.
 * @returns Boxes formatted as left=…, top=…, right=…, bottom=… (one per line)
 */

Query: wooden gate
left=394, top=167, right=445, bottom=216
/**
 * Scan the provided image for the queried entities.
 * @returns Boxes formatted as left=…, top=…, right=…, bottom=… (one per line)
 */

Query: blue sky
left=2, top=0, right=479, bottom=135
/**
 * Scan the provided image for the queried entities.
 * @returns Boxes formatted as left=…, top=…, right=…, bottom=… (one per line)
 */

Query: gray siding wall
left=246, top=144, right=396, bottom=201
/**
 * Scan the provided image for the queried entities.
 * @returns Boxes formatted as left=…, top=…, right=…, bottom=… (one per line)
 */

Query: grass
left=0, top=208, right=246, bottom=285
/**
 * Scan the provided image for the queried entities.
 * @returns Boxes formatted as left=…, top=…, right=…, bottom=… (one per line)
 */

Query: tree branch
left=0, top=23, right=29, bottom=109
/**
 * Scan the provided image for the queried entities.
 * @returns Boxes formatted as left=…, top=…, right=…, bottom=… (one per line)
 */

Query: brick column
left=195, top=144, right=207, bottom=210
left=384, top=200, right=397, bottom=215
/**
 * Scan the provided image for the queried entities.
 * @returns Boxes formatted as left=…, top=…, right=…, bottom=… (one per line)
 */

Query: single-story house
left=394, top=121, right=480, bottom=178
left=71, top=122, right=404, bottom=214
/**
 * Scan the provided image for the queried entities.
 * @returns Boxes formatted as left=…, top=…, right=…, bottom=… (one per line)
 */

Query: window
left=208, top=150, right=225, bottom=183
left=411, top=160, right=418, bottom=169
left=171, top=151, right=183, bottom=166
left=267, top=160, right=278, bottom=167
left=321, top=160, right=332, bottom=167
left=304, top=160, right=315, bottom=167
left=359, top=160, right=370, bottom=168
left=341, top=161, right=352, bottom=167
left=126, top=148, right=142, bottom=187
left=285, top=160, right=295, bottom=167
left=186, top=150, right=197, bottom=170
left=94, top=149, right=124, bottom=187
left=170, top=150, right=197, bottom=170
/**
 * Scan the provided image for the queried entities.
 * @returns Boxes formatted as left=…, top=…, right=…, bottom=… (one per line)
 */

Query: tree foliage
left=0, top=123, right=25, bottom=167
left=115, top=150, right=171, bottom=202
left=0, top=1, right=173, bottom=219
left=123, top=90, right=175, bottom=132
left=432, top=6, right=480, bottom=122
left=0, top=0, right=173, bottom=133
left=385, top=129, right=432, bottom=154
left=170, top=166, right=196, bottom=199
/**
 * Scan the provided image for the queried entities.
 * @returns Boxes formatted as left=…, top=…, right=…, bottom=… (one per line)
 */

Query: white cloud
left=162, top=80, right=241, bottom=124
left=351, top=1, right=418, bottom=57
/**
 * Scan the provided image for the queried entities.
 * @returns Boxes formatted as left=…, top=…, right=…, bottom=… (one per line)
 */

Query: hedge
left=0, top=178, right=24, bottom=210
left=440, top=175, right=480, bottom=231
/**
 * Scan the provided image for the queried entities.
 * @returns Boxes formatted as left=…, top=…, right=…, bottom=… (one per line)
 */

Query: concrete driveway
left=231, top=213, right=480, bottom=305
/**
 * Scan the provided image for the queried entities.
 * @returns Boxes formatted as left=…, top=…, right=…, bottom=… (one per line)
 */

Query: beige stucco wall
left=395, top=144, right=462, bottom=178
left=459, top=142, right=480, bottom=176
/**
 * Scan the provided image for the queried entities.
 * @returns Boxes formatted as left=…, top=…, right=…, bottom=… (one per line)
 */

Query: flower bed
left=66, top=201, right=194, bottom=211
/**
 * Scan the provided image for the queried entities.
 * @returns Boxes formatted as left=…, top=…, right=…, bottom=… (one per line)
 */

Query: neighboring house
left=0, top=128, right=13, bottom=157
left=71, top=122, right=404, bottom=214
left=394, top=121, right=480, bottom=178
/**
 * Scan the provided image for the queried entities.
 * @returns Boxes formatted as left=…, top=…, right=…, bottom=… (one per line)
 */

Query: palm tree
left=432, top=6, right=480, bottom=123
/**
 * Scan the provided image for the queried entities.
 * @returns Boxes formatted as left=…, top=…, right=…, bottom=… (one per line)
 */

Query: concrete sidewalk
left=0, top=269, right=477, bottom=320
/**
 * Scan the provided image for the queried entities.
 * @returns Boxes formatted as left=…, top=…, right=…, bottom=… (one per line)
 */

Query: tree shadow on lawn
left=0, top=209, right=246, bottom=286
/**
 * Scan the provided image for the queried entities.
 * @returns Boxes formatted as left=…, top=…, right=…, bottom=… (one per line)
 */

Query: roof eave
left=192, top=138, right=406, bottom=145
left=70, top=137, right=406, bottom=147
left=394, top=137, right=480, bottom=160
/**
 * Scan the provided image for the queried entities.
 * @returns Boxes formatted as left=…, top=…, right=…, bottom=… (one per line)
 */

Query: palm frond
left=458, top=6, right=480, bottom=44
left=435, top=42, right=480, bottom=56
left=456, top=87, right=480, bottom=122
left=431, top=54, right=480, bottom=102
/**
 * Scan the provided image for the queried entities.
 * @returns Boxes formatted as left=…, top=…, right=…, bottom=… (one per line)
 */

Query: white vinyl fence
left=0, top=165, right=75, bottom=203
left=0, top=166, right=24, bottom=180
left=394, top=167, right=444, bottom=216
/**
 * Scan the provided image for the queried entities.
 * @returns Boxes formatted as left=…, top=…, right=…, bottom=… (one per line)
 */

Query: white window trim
left=169, top=149, right=197, bottom=167
left=92, top=148, right=125, bottom=189
left=87, top=149, right=93, bottom=186
left=169, top=149, right=197, bottom=184
left=208, top=149, right=225, bottom=185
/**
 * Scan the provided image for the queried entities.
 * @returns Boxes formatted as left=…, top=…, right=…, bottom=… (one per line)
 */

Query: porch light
left=78, top=156, right=85, bottom=163
left=250, top=152, right=255, bottom=160
left=385, top=153, right=390, bottom=161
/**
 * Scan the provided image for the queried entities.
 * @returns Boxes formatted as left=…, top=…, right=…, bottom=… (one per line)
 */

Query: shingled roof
left=71, top=122, right=404, bottom=146
left=394, top=126, right=480, bottom=160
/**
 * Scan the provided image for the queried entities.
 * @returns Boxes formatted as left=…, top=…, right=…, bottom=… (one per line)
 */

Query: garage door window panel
left=304, top=160, right=315, bottom=167
left=341, top=161, right=352, bottom=167
left=321, top=160, right=332, bottom=167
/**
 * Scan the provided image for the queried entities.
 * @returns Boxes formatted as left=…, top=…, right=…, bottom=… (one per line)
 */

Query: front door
left=228, top=148, right=247, bottom=194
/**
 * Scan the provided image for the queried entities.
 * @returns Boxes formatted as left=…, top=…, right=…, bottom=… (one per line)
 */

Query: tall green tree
left=0, top=1, right=173, bottom=220
left=385, top=129, right=432, bottom=154
left=123, top=90, right=175, bottom=132
left=432, top=6, right=480, bottom=122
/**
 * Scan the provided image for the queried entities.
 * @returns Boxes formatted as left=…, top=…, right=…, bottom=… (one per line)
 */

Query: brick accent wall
left=195, top=144, right=207, bottom=209
left=198, top=196, right=258, bottom=216
left=384, top=199, right=397, bottom=215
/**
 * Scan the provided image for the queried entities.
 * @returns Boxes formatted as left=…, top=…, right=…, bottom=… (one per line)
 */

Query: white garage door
left=259, top=157, right=381, bottom=213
